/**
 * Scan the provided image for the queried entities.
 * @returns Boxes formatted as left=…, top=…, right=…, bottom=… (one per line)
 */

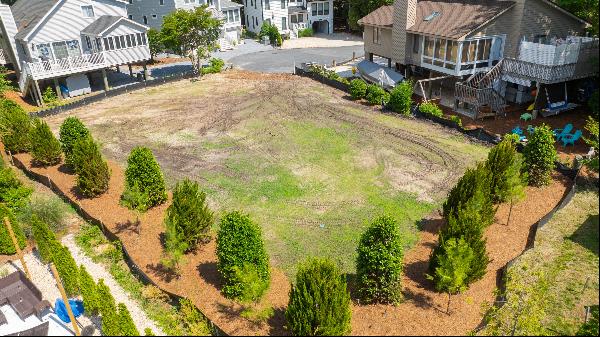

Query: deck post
left=142, top=62, right=148, bottom=81
left=101, top=68, right=109, bottom=91
left=128, top=63, right=133, bottom=77
left=116, top=65, right=120, bottom=73
left=33, top=80, right=44, bottom=107
left=53, top=78, right=62, bottom=100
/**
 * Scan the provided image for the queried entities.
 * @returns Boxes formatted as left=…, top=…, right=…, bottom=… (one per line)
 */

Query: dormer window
left=423, top=11, right=440, bottom=21
left=81, top=5, right=95, bottom=18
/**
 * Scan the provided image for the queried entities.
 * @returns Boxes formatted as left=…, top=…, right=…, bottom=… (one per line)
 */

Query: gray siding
left=363, top=25, right=392, bottom=59
left=127, top=0, right=178, bottom=30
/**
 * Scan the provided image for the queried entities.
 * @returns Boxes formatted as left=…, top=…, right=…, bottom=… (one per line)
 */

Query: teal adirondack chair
left=562, top=130, right=582, bottom=147
left=553, top=123, right=573, bottom=140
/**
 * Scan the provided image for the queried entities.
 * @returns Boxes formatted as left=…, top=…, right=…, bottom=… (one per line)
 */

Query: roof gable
left=81, top=15, right=148, bottom=36
left=357, top=5, right=393, bottom=27
left=11, top=0, right=60, bottom=40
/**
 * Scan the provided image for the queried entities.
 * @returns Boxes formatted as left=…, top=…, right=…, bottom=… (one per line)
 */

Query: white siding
left=0, top=5, right=21, bottom=70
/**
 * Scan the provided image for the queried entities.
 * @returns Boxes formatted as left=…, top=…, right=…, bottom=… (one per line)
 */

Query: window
left=324, top=2, right=329, bottom=15
left=234, top=10, right=239, bottom=21
left=108, top=37, right=114, bottom=50
left=85, top=36, right=92, bottom=49
left=160, top=0, right=164, bottom=4
left=115, top=35, right=122, bottom=48
left=120, top=35, right=126, bottom=48
left=264, top=0, right=270, bottom=10
left=281, top=0, right=286, bottom=8
left=81, top=5, right=94, bottom=18
left=36, top=43, right=52, bottom=60
left=317, top=3, right=323, bottom=15
left=412, top=35, right=420, bottom=54
left=143, top=15, right=148, bottom=24
left=137, top=33, right=143, bottom=45
left=311, top=3, right=317, bottom=15
left=373, top=27, right=380, bottom=44
left=228, top=10, right=234, bottom=22
left=128, top=15, right=133, bottom=20
left=51, top=40, right=80, bottom=59
left=126, top=35, right=132, bottom=47
left=297, top=14, right=303, bottom=22
left=423, top=11, right=441, bottom=21
left=103, top=37, right=110, bottom=50
left=282, top=17, right=287, bottom=30
left=291, top=14, right=297, bottom=24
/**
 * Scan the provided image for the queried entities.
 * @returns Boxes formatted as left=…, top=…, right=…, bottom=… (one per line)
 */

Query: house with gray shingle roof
left=0, top=0, right=151, bottom=106
left=358, top=0, right=598, bottom=119
left=127, top=0, right=243, bottom=51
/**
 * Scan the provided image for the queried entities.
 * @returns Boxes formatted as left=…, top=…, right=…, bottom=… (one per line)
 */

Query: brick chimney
left=392, top=0, right=417, bottom=66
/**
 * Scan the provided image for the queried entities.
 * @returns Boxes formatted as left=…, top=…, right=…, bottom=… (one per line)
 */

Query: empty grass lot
left=45, top=71, right=488, bottom=275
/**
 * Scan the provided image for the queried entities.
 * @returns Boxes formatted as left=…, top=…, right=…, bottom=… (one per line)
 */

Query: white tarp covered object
left=357, top=60, right=404, bottom=89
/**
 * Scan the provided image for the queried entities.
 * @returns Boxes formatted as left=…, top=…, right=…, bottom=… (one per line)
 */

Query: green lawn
left=482, top=183, right=599, bottom=335
left=45, top=73, right=488, bottom=275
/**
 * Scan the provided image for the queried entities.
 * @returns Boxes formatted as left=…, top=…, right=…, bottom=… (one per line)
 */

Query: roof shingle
left=11, top=0, right=59, bottom=40
left=357, top=5, right=393, bottom=27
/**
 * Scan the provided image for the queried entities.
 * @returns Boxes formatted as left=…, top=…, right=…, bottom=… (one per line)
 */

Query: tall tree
left=555, top=0, right=599, bottom=34
left=348, top=0, right=393, bottom=31
left=161, top=6, right=223, bottom=74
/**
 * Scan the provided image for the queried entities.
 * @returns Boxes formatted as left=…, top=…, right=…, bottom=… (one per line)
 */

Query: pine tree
left=72, top=135, right=110, bottom=197
left=30, top=118, right=62, bottom=166
left=117, top=303, right=140, bottom=336
left=523, top=124, right=557, bottom=187
left=123, top=147, right=167, bottom=209
left=356, top=215, right=404, bottom=304
left=59, top=117, right=90, bottom=169
left=286, top=258, right=351, bottom=336
left=486, top=137, right=522, bottom=203
left=31, top=215, right=59, bottom=263
left=79, top=265, right=98, bottom=315
left=427, top=238, right=473, bottom=314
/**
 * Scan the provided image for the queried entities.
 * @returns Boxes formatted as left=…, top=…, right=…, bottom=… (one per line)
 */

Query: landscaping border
left=8, top=154, right=226, bottom=336
left=31, top=71, right=194, bottom=118
left=294, top=66, right=349, bottom=92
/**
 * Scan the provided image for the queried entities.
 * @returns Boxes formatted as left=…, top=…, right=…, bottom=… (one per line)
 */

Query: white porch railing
left=26, top=53, right=106, bottom=80
left=0, top=49, right=6, bottom=65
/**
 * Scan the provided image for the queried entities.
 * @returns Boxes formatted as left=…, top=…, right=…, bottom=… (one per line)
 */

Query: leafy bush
left=449, top=115, right=462, bottom=127
left=0, top=162, right=32, bottom=211
left=42, top=86, right=58, bottom=106
left=258, top=22, right=282, bottom=46
left=118, top=303, right=140, bottom=336
left=356, top=215, right=403, bottom=304
left=72, top=136, right=110, bottom=197
left=216, top=211, right=270, bottom=302
left=523, top=124, right=556, bottom=187
left=0, top=72, right=13, bottom=94
left=165, top=179, right=213, bottom=256
left=365, top=84, right=390, bottom=105
left=31, top=215, right=59, bottom=263
left=120, top=181, right=150, bottom=212
left=298, top=27, right=313, bottom=37
left=59, top=117, right=89, bottom=168
left=201, top=58, right=225, bottom=75
left=583, top=116, right=599, bottom=172
left=442, top=162, right=494, bottom=228
left=178, top=298, right=210, bottom=335
left=79, top=265, right=99, bottom=315
left=0, top=204, right=26, bottom=255
left=53, top=245, right=80, bottom=297
left=17, top=194, right=70, bottom=238
left=123, top=147, right=167, bottom=209
left=286, top=258, right=351, bottom=336
left=388, top=80, right=413, bottom=116
left=486, top=138, right=526, bottom=203
left=349, top=79, right=367, bottom=100
left=30, top=118, right=62, bottom=166
left=308, top=64, right=349, bottom=85
left=0, top=99, right=31, bottom=153
left=419, top=102, right=443, bottom=117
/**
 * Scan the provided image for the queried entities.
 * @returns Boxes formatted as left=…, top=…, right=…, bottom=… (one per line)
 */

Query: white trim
left=97, top=17, right=149, bottom=36
left=21, top=0, right=65, bottom=42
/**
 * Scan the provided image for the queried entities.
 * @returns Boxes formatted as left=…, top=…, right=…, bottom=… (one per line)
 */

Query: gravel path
left=2, top=235, right=164, bottom=336
left=62, top=234, right=165, bottom=336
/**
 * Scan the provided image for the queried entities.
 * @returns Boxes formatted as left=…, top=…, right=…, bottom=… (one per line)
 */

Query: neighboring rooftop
left=220, top=0, right=243, bottom=9
left=11, top=0, right=59, bottom=40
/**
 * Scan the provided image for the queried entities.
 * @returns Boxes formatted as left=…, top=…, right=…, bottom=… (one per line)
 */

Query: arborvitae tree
left=53, top=245, right=80, bottom=297
left=165, top=179, right=213, bottom=254
left=123, top=147, right=167, bottom=209
left=97, top=279, right=121, bottom=336
left=59, top=117, right=89, bottom=168
left=486, top=137, right=522, bottom=203
left=349, top=79, right=367, bottom=100
left=427, top=237, right=473, bottom=314
left=216, top=211, right=270, bottom=302
left=31, top=214, right=59, bottom=263
left=0, top=161, right=33, bottom=210
left=72, top=135, right=110, bottom=197
left=0, top=204, right=26, bottom=255
left=443, top=162, right=495, bottom=228
left=430, top=205, right=489, bottom=284
left=0, top=100, right=31, bottom=153
left=79, top=265, right=99, bottom=315
left=523, top=124, right=557, bottom=187
left=356, top=215, right=403, bottom=304
left=286, top=258, right=352, bottom=336
left=388, top=80, right=414, bottom=116
left=29, top=118, right=62, bottom=166
left=117, top=303, right=140, bottom=336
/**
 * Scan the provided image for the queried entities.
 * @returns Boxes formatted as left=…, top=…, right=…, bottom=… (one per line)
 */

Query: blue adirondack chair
left=512, top=126, right=523, bottom=135
left=562, top=129, right=582, bottom=147
left=553, top=123, right=573, bottom=140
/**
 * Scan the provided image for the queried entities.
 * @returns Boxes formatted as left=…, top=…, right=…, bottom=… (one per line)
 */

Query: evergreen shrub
left=30, top=118, right=62, bottom=166
left=349, top=79, right=367, bottom=100
left=0, top=100, right=31, bottom=153
left=72, top=136, right=110, bottom=197
left=0, top=204, right=26, bottom=255
left=523, top=124, right=557, bottom=187
left=123, top=147, right=167, bottom=209
left=59, top=117, right=89, bottom=168
left=365, top=84, right=390, bottom=105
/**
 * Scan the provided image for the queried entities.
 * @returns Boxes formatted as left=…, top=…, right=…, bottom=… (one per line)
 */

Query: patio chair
left=561, top=130, right=582, bottom=147
left=527, top=125, right=536, bottom=134
left=511, top=126, right=523, bottom=136
left=553, top=123, right=573, bottom=140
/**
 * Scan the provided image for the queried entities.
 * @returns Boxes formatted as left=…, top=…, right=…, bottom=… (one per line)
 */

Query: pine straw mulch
left=10, top=151, right=571, bottom=335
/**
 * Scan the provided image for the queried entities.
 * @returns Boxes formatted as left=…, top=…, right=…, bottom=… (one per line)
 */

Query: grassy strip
left=480, top=183, right=599, bottom=335
left=75, top=222, right=212, bottom=336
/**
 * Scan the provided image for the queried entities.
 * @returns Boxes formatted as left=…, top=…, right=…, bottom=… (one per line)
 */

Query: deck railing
left=455, top=83, right=505, bottom=119
left=26, top=53, right=106, bottom=80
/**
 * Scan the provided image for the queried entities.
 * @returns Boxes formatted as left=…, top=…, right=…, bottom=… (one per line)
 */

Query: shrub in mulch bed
left=523, top=124, right=557, bottom=187
left=286, top=258, right=351, bottom=336
left=0, top=99, right=31, bottom=153
left=388, top=81, right=413, bottom=116
left=72, top=135, right=110, bottom=197
left=30, top=118, right=62, bottom=166
left=365, top=84, right=390, bottom=106
left=0, top=204, right=26, bottom=255
left=59, top=117, right=90, bottom=169
left=0, top=158, right=32, bottom=210
left=123, top=147, right=167, bottom=210
left=53, top=244, right=80, bottom=297
left=356, top=215, right=403, bottom=304
left=349, top=79, right=367, bottom=100
left=216, top=211, right=270, bottom=302
left=486, top=137, right=527, bottom=204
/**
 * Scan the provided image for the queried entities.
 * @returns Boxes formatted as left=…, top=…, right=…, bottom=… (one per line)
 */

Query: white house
left=244, top=0, right=333, bottom=38
left=127, top=0, right=243, bottom=50
left=0, top=0, right=152, bottom=106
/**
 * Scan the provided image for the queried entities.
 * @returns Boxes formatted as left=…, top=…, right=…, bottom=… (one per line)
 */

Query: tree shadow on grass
left=197, top=262, right=223, bottom=290
left=568, top=214, right=599, bottom=256
left=146, top=262, right=180, bottom=283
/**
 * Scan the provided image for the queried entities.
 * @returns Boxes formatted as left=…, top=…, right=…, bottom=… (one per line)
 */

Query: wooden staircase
left=454, top=60, right=507, bottom=120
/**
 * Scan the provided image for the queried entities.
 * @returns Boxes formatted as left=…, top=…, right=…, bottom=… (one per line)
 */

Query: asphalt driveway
left=228, top=45, right=364, bottom=73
